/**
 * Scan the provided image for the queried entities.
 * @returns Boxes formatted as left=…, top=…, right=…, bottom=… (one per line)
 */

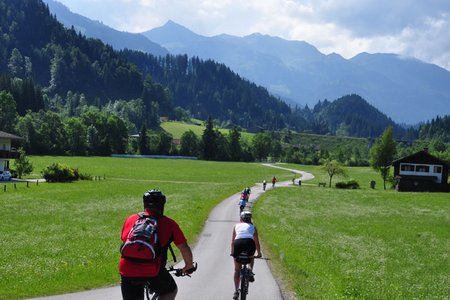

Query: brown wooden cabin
left=392, top=148, right=450, bottom=192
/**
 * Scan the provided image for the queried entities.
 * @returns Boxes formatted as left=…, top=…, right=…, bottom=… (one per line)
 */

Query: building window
left=415, top=165, right=429, bottom=172
left=401, top=164, right=415, bottom=171
left=433, top=166, right=442, bottom=173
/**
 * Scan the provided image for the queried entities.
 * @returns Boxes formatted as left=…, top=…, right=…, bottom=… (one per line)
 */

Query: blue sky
left=53, top=0, right=450, bottom=70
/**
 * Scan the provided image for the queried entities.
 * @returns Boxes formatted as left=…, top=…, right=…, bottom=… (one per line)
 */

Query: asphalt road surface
left=29, top=164, right=313, bottom=300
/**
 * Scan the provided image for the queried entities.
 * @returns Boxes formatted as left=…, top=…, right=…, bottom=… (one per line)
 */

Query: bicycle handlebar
left=168, top=262, right=198, bottom=277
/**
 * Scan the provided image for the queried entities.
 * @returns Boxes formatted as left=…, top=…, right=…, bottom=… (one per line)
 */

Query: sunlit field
left=0, top=156, right=290, bottom=299
left=255, top=167, right=450, bottom=299
left=1, top=157, right=448, bottom=299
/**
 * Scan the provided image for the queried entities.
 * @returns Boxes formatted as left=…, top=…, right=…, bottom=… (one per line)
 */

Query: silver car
left=0, top=170, right=12, bottom=181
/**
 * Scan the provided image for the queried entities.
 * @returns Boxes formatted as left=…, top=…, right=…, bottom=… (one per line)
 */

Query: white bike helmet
left=240, top=210, right=252, bottom=222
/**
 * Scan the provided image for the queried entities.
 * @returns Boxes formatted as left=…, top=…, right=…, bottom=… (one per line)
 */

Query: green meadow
left=0, top=156, right=290, bottom=299
left=160, top=120, right=254, bottom=141
left=0, top=157, right=448, bottom=299
left=255, top=165, right=450, bottom=299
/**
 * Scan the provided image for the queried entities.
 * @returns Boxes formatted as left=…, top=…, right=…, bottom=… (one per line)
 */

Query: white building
left=0, top=131, right=22, bottom=171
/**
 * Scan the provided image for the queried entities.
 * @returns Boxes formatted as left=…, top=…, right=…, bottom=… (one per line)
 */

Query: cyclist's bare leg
left=158, top=287, right=178, bottom=300
left=233, top=260, right=241, bottom=291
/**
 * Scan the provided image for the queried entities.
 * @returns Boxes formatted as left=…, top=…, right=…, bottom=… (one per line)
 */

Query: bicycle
left=145, top=262, right=198, bottom=300
left=234, top=253, right=259, bottom=300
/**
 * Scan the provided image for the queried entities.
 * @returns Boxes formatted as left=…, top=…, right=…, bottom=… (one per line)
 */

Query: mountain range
left=143, top=23, right=450, bottom=125
left=44, top=0, right=450, bottom=125
left=44, top=0, right=168, bottom=56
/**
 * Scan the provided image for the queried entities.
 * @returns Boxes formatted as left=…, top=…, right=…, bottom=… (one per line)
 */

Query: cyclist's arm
left=253, top=227, right=262, bottom=257
left=230, top=227, right=236, bottom=256
left=177, top=242, right=194, bottom=273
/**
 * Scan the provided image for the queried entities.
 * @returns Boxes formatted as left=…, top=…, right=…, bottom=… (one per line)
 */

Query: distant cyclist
left=230, top=211, right=262, bottom=299
left=239, top=196, right=247, bottom=213
left=271, top=176, right=277, bottom=188
left=242, top=187, right=251, bottom=200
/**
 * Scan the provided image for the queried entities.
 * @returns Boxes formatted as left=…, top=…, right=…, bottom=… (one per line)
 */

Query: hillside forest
left=0, top=0, right=449, bottom=165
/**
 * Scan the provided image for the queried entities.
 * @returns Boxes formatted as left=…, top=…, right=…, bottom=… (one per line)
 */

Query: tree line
left=1, top=0, right=449, bottom=163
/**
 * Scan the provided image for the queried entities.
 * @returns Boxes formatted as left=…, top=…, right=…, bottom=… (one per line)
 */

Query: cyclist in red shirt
left=119, top=189, right=194, bottom=300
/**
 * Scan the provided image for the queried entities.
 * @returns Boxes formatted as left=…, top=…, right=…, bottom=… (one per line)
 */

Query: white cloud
left=55, top=0, right=450, bottom=70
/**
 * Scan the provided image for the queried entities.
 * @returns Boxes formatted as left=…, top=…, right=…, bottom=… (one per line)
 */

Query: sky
left=54, top=0, right=450, bottom=71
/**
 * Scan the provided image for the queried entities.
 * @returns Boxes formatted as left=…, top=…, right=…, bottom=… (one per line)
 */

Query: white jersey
left=234, top=222, right=255, bottom=240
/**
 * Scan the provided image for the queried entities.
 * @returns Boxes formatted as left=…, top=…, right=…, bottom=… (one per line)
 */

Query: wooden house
left=392, top=148, right=450, bottom=192
left=0, top=131, right=22, bottom=172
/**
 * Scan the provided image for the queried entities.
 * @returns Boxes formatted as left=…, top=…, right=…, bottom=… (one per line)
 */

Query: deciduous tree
left=321, top=159, right=347, bottom=187
left=13, top=147, right=33, bottom=179
left=370, top=127, right=397, bottom=189
left=180, top=130, right=199, bottom=157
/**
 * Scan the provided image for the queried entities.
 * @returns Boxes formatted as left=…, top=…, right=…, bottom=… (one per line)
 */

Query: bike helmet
left=240, top=210, right=252, bottom=223
left=143, top=189, right=166, bottom=211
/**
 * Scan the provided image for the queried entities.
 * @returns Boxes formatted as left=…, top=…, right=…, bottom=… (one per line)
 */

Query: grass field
left=1, top=157, right=449, bottom=299
left=255, top=165, right=450, bottom=299
left=160, top=120, right=254, bottom=141
left=0, top=156, right=290, bottom=299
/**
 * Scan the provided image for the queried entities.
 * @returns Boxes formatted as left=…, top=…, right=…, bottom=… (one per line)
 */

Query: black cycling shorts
left=121, top=267, right=177, bottom=300
left=233, top=238, right=256, bottom=258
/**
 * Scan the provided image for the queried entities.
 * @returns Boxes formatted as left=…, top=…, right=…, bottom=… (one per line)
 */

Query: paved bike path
left=29, top=164, right=313, bottom=300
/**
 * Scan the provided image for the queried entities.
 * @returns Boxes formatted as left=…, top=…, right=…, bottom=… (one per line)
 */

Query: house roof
left=392, top=150, right=450, bottom=167
left=0, top=131, right=23, bottom=140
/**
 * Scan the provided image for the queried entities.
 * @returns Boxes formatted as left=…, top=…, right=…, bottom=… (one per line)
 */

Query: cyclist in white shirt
left=230, top=211, right=262, bottom=299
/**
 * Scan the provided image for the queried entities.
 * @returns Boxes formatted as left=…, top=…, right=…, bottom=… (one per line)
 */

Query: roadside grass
left=3, top=158, right=449, bottom=299
left=254, top=181, right=450, bottom=299
left=285, top=163, right=383, bottom=189
left=0, top=157, right=290, bottom=299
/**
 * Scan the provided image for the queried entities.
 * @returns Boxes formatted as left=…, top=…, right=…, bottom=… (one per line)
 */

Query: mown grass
left=2, top=158, right=449, bottom=299
left=160, top=120, right=254, bottom=141
left=286, top=163, right=383, bottom=188
left=254, top=166, right=450, bottom=299
left=0, top=157, right=290, bottom=299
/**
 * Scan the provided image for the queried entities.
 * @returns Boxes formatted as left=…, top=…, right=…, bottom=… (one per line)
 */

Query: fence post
left=27, top=181, right=29, bottom=188
left=4, top=185, right=6, bottom=192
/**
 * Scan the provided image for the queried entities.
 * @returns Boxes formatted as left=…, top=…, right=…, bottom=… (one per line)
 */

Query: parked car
left=0, top=170, right=12, bottom=181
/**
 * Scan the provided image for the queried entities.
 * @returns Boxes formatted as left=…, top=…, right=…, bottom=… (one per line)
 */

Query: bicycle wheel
left=240, top=268, right=248, bottom=300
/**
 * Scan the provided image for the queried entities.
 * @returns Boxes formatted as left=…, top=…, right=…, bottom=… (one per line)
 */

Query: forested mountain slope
left=144, top=21, right=450, bottom=124
left=43, top=0, right=169, bottom=56
left=0, top=0, right=296, bottom=131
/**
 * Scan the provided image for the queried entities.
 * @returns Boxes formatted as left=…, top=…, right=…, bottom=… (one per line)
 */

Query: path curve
left=29, top=165, right=314, bottom=300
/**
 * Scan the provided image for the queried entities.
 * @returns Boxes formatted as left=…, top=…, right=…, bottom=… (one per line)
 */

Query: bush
left=41, top=163, right=80, bottom=182
left=335, top=180, right=360, bottom=189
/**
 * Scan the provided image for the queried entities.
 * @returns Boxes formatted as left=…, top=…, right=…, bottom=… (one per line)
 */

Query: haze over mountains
left=44, top=0, right=168, bottom=56
left=45, top=0, right=450, bottom=125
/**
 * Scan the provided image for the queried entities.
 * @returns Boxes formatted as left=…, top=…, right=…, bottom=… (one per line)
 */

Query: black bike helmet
left=240, top=210, right=252, bottom=223
left=143, top=189, right=166, bottom=212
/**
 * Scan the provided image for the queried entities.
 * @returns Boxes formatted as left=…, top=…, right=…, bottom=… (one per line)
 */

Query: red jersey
left=119, top=210, right=187, bottom=277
